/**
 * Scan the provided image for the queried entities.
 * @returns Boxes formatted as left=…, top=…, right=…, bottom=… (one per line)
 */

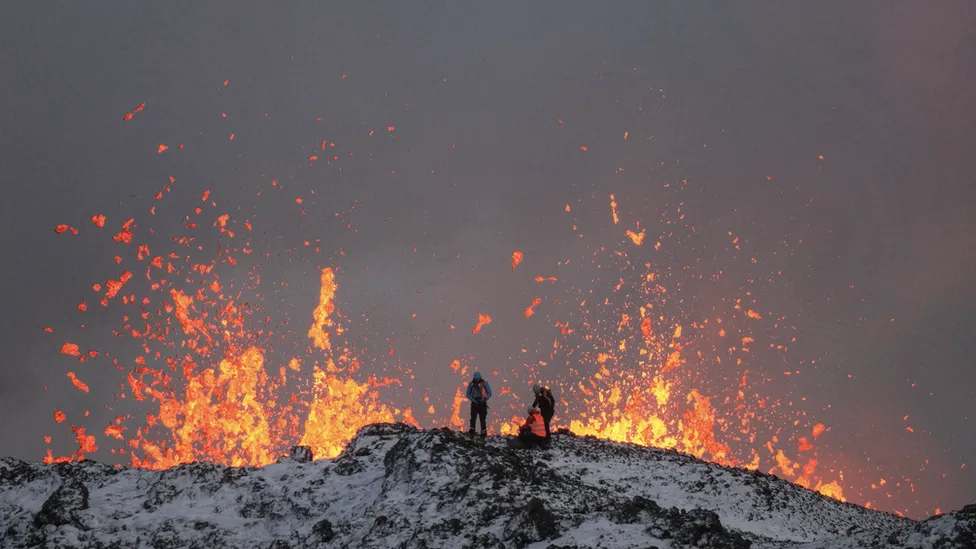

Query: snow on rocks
left=1, top=424, right=973, bottom=549
left=276, top=446, right=314, bottom=465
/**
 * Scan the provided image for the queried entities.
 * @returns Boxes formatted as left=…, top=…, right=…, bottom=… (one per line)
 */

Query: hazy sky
left=1, top=3, right=974, bottom=518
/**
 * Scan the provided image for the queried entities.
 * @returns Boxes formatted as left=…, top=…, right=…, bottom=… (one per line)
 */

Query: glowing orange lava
left=43, top=101, right=893, bottom=513
left=626, top=228, right=645, bottom=246
left=66, top=372, right=89, bottom=393
left=47, top=188, right=849, bottom=507
left=123, top=102, right=145, bottom=121
left=543, top=236, right=847, bottom=503
left=472, top=313, right=492, bottom=334
left=308, top=268, right=337, bottom=351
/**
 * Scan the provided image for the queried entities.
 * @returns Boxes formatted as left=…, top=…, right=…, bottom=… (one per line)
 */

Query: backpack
left=535, top=388, right=555, bottom=414
left=544, top=388, right=555, bottom=409
left=472, top=379, right=487, bottom=401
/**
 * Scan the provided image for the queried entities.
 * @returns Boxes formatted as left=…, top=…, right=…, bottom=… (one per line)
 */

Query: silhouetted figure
left=532, top=384, right=556, bottom=440
left=465, top=371, right=492, bottom=436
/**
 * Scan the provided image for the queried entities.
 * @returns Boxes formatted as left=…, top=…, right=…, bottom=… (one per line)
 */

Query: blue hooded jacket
left=465, top=372, right=492, bottom=401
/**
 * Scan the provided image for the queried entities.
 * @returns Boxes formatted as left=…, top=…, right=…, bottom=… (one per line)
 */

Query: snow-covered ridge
left=1, top=424, right=973, bottom=548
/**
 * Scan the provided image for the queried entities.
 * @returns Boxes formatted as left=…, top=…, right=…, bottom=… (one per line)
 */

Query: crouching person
left=517, top=408, right=549, bottom=449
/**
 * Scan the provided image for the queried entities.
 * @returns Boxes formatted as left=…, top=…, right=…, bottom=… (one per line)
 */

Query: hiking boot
left=467, top=429, right=475, bottom=435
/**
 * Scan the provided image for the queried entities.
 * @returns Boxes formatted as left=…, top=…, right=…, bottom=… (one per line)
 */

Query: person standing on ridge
left=465, top=371, right=492, bottom=436
left=531, top=384, right=556, bottom=440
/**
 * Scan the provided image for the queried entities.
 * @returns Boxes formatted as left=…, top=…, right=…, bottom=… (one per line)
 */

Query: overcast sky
left=1, top=3, right=974, bottom=518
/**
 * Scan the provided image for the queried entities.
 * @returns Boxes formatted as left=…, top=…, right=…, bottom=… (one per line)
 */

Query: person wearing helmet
left=531, top=384, right=556, bottom=440
left=517, top=407, right=548, bottom=449
left=465, top=371, right=492, bottom=436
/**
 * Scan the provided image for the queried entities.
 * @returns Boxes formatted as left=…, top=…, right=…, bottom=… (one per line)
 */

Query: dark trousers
left=469, top=401, right=487, bottom=433
left=542, top=412, right=553, bottom=439
left=518, top=430, right=545, bottom=449
left=518, top=430, right=549, bottom=448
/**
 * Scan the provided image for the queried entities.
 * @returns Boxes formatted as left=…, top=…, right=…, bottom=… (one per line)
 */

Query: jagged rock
left=34, top=477, right=89, bottom=528
left=383, top=437, right=420, bottom=489
left=461, top=533, right=506, bottom=549
left=397, top=537, right=432, bottom=549
left=663, top=507, right=751, bottom=549
left=1, top=424, right=973, bottom=549
left=358, top=422, right=421, bottom=438
left=613, top=494, right=663, bottom=524
left=361, top=514, right=412, bottom=543
left=143, top=479, right=180, bottom=512
left=333, top=456, right=364, bottom=476
left=2, top=458, right=55, bottom=485
left=311, top=518, right=334, bottom=542
left=503, top=497, right=560, bottom=548
left=288, top=446, right=313, bottom=464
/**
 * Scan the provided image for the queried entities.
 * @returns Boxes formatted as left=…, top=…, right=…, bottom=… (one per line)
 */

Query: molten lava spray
left=42, top=93, right=901, bottom=512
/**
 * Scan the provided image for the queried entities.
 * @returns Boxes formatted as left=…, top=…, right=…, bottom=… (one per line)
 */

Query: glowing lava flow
left=45, top=97, right=853, bottom=507
left=124, top=268, right=403, bottom=468
left=48, top=238, right=406, bottom=469
left=299, top=268, right=398, bottom=460
left=45, top=190, right=844, bottom=504
left=516, top=230, right=848, bottom=502
left=45, top=216, right=845, bottom=501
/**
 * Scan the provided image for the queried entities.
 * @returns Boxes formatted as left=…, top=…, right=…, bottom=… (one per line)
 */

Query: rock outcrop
left=1, top=424, right=972, bottom=549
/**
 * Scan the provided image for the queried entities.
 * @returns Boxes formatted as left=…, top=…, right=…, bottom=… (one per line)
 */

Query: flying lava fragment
left=308, top=268, right=337, bottom=351
left=60, top=343, right=80, bottom=356
left=123, top=102, right=145, bottom=121
left=511, top=250, right=523, bottom=271
left=471, top=313, right=492, bottom=334
left=66, top=372, right=89, bottom=393
left=626, top=228, right=645, bottom=246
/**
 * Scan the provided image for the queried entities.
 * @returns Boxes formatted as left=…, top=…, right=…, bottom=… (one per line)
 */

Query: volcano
left=2, top=424, right=972, bottom=549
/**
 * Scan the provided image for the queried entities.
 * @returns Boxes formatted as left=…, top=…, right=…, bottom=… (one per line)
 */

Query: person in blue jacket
left=465, top=371, right=492, bottom=436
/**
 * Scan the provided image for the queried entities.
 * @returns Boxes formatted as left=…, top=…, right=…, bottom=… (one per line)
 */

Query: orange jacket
left=521, top=410, right=546, bottom=437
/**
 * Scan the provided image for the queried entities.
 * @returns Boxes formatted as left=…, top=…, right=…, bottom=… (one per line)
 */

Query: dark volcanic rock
left=290, top=446, right=313, bottom=464
left=503, top=497, right=560, bottom=548
left=662, top=507, right=751, bottom=549
left=143, top=479, right=181, bottom=512
left=34, top=477, right=90, bottom=528
left=613, top=494, right=663, bottom=524
left=311, top=518, right=335, bottom=542
left=462, top=533, right=506, bottom=549
left=333, top=455, right=364, bottom=476
left=2, top=425, right=971, bottom=549
left=383, top=437, right=421, bottom=494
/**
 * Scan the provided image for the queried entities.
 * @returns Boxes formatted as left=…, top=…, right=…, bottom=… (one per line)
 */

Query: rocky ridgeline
left=1, top=424, right=973, bottom=549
